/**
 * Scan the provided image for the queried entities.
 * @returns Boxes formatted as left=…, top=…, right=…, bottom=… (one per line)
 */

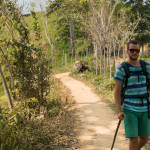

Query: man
left=114, top=40, right=150, bottom=150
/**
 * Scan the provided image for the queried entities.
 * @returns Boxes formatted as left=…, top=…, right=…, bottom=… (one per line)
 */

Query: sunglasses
left=128, top=49, right=140, bottom=53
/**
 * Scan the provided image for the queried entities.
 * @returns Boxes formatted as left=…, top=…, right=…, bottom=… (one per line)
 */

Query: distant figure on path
left=114, top=40, right=150, bottom=150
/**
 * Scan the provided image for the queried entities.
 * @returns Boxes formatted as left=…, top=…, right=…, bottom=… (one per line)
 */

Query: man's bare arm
left=114, top=80, right=122, bottom=112
left=114, top=80, right=125, bottom=120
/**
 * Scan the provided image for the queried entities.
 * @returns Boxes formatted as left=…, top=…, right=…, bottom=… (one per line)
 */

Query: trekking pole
left=111, top=120, right=121, bottom=150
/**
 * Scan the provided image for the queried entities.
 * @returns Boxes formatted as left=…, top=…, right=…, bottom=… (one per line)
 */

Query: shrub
left=0, top=104, right=33, bottom=150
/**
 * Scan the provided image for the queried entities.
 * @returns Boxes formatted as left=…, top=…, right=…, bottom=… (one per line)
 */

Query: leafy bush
left=103, top=79, right=115, bottom=91
left=1, top=1, right=51, bottom=108
left=0, top=104, right=33, bottom=150
left=0, top=76, right=78, bottom=149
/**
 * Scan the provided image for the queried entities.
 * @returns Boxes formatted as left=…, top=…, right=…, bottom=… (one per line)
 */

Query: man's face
left=127, top=43, right=140, bottom=61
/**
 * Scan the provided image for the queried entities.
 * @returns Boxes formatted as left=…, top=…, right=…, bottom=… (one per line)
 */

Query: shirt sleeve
left=114, top=65, right=125, bottom=82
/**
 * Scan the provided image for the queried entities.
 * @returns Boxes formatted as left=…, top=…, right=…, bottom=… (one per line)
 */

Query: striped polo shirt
left=114, top=61, right=150, bottom=112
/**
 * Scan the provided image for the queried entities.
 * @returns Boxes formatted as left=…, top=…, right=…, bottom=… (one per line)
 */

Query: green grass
left=141, top=57, right=150, bottom=63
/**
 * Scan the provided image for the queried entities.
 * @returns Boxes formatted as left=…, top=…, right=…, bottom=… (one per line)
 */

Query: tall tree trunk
left=99, top=45, right=102, bottom=75
left=65, top=53, right=67, bottom=68
left=6, top=55, right=15, bottom=91
left=0, top=47, right=15, bottom=91
left=109, top=43, right=112, bottom=79
left=0, top=65, right=13, bottom=109
left=55, top=48, right=58, bottom=67
left=95, top=44, right=98, bottom=75
left=62, top=49, right=64, bottom=67
left=106, top=43, right=109, bottom=74
left=117, top=43, right=120, bottom=68
left=104, top=43, right=106, bottom=77
left=69, top=20, right=75, bottom=57
left=43, top=19, right=54, bottom=67
left=93, top=43, right=98, bottom=75
left=113, top=39, right=116, bottom=70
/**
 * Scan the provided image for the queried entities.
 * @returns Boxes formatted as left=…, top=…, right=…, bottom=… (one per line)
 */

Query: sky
left=16, top=0, right=50, bottom=14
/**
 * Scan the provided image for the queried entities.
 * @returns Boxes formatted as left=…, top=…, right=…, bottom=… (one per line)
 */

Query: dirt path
left=55, top=72, right=145, bottom=150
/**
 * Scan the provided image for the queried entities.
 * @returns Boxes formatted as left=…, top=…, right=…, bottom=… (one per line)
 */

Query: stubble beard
left=129, top=56, right=138, bottom=61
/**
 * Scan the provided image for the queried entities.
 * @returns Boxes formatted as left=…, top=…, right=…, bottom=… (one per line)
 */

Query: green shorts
left=123, top=109, right=150, bottom=138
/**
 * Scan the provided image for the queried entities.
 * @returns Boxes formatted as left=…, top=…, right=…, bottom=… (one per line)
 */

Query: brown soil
left=55, top=72, right=146, bottom=150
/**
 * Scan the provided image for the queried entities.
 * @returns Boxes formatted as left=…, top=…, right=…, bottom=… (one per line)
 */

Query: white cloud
left=16, top=0, right=49, bottom=14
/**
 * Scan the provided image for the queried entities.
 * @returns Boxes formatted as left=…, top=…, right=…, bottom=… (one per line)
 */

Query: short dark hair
left=127, top=40, right=140, bottom=50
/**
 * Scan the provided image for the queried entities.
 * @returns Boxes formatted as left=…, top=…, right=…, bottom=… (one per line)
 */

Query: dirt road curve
left=55, top=72, right=134, bottom=150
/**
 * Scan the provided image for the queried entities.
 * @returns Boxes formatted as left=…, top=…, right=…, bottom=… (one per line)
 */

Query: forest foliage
left=46, top=0, right=150, bottom=76
left=0, top=0, right=150, bottom=148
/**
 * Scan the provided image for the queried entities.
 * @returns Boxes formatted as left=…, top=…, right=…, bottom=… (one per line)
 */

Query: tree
left=1, top=0, right=51, bottom=108
left=46, top=0, right=74, bottom=57
left=81, top=0, right=139, bottom=78
left=0, top=0, right=14, bottom=107
left=46, top=0, right=88, bottom=58
left=0, top=63, right=13, bottom=109
left=122, top=0, right=150, bottom=57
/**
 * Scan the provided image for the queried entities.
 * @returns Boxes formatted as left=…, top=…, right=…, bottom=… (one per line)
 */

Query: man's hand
left=118, top=111, right=125, bottom=121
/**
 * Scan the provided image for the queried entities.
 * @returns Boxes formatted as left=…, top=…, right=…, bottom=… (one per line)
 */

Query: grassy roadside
left=20, top=77, right=80, bottom=149
left=0, top=77, right=80, bottom=149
